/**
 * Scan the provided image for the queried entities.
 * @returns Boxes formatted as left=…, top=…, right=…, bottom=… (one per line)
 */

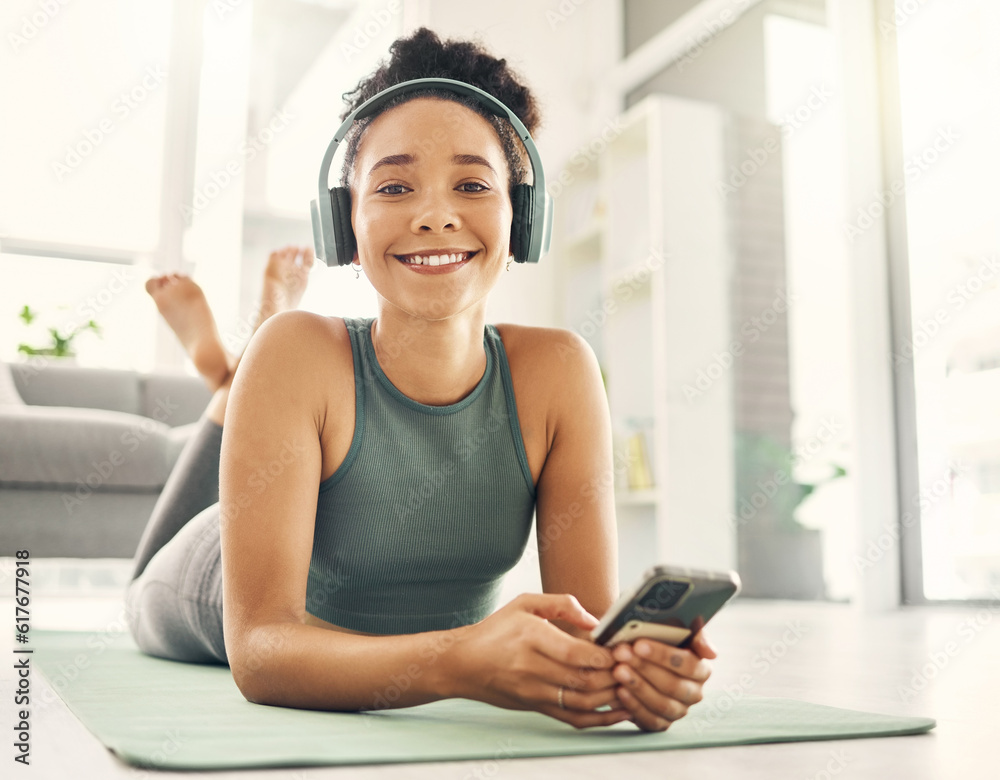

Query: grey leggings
left=125, top=416, right=228, bottom=665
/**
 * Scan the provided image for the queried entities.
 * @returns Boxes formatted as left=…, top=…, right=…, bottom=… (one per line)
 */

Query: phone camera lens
left=637, top=580, right=689, bottom=613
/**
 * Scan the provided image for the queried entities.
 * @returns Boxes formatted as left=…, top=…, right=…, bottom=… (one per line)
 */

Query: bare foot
left=259, top=246, right=315, bottom=324
left=145, top=273, right=233, bottom=391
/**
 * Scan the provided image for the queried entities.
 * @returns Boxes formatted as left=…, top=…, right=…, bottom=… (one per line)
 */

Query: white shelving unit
left=554, top=94, right=737, bottom=587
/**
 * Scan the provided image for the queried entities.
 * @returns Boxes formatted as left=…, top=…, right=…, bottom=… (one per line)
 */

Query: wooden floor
left=2, top=563, right=997, bottom=779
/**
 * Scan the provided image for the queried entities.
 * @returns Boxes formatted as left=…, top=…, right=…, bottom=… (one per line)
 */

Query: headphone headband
left=310, top=77, right=552, bottom=267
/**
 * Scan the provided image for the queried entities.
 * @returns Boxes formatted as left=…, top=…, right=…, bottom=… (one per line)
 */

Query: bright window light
left=895, top=0, right=1000, bottom=600
left=763, top=14, right=856, bottom=602
left=1, top=253, right=157, bottom=372
left=0, top=0, right=173, bottom=251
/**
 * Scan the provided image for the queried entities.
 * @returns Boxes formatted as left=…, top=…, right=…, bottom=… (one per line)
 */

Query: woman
left=127, top=27, right=715, bottom=733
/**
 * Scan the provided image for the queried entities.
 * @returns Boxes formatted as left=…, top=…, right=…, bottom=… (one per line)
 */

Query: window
left=763, top=14, right=856, bottom=602
left=1, top=253, right=156, bottom=371
left=894, top=0, right=1000, bottom=600
left=0, top=0, right=173, bottom=251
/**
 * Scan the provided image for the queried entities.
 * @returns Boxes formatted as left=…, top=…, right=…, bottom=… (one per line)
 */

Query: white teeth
left=400, top=251, right=471, bottom=265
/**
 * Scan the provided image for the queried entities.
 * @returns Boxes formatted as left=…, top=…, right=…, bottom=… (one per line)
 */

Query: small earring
left=351, top=261, right=362, bottom=279
left=506, top=255, right=513, bottom=272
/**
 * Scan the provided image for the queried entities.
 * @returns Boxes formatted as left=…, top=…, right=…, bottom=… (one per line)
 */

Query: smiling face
left=350, top=97, right=514, bottom=323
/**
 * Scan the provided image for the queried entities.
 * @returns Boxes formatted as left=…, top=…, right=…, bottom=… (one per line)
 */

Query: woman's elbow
left=228, top=647, right=272, bottom=704
left=225, top=623, right=295, bottom=705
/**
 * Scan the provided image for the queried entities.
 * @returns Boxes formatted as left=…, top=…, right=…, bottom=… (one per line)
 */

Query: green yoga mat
left=32, top=629, right=935, bottom=770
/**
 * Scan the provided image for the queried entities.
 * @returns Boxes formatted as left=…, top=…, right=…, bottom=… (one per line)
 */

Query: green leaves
left=15, top=307, right=102, bottom=357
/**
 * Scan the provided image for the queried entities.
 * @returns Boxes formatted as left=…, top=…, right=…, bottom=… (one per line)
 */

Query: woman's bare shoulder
left=493, top=324, right=605, bottom=476
left=493, top=323, right=596, bottom=376
left=237, top=312, right=357, bottom=396
left=492, top=323, right=601, bottom=417
left=255, top=309, right=349, bottom=337
left=250, top=311, right=353, bottom=358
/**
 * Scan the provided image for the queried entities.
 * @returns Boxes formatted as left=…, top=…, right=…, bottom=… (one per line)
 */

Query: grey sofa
left=0, top=362, right=212, bottom=558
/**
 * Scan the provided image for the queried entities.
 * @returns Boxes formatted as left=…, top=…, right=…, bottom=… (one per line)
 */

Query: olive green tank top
left=306, top=317, right=536, bottom=634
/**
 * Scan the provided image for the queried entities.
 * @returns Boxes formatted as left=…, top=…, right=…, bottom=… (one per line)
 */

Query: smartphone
left=591, top=565, right=741, bottom=648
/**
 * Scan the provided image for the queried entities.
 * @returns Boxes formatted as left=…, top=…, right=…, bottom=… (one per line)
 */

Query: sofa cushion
left=0, top=406, right=174, bottom=490
left=11, top=363, right=141, bottom=414
left=0, top=359, right=24, bottom=406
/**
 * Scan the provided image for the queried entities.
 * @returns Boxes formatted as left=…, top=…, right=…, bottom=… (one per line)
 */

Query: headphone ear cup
left=509, top=184, right=534, bottom=264
left=331, top=187, right=356, bottom=266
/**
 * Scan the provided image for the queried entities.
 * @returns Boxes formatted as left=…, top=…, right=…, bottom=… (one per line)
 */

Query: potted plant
left=16, top=305, right=102, bottom=360
left=734, top=430, right=847, bottom=600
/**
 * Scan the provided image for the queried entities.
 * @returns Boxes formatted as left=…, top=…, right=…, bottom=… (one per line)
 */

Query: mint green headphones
left=310, top=77, right=553, bottom=267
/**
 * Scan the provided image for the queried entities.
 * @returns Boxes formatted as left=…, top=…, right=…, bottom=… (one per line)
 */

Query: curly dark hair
left=338, top=27, right=542, bottom=195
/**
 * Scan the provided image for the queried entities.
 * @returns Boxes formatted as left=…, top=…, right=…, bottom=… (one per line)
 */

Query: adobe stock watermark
left=718, top=84, right=833, bottom=197
left=127, top=729, right=186, bottom=777
left=7, top=0, right=72, bottom=54
left=897, top=586, right=1000, bottom=704
left=461, top=739, right=517, bottom=780
left=51, top=65, right=167, bottom=182
left=879, top=0, right=930, bottom=39
left=379, top=294, right=542, bottom=521
left=676, top=0, right=752, bottom=72
left=854, top=458, right=971, bottom=573
left=546, top=0, right=588, bottom=30
left=340, top=0, right=402, bottom=61
left=392, top=406, right=511, bottom=521
left=843, top=126, right=959, bottom=242
left=219, top=435, right=308, bottom=530
left=179, top=107, right=294, bottom=224
left=530, top=444, right=633, bottom=561
left=220, top=306, right=263, bottom=355
left=566, top=246, right=668, bottom=345
left=366, top=618, right=480, bottom=713
left=693, top=619, right=809, bottom=733
left=32, top=600, right=138, bottom=714
left=211, top=0, right=247, bottom=19
left=889, top=254, right=1000, bottom=369
left=303, top=564, right=351, bottom=617
left=806, top=749, right=852, bottom=780
left=682, top=288, right=796, bottom=401
left=218, top=286, right=297, bottom=355
left=10, top=354, right=55, bottom=388
left=15, top=265, right=138, bottom=384
left=547, top=116, right=626, bottom=200
left=219, top=583, right=358, bottom=682
left=61, top=395, right=182, bottom=515
left=61, top=266, right=136, bottom=333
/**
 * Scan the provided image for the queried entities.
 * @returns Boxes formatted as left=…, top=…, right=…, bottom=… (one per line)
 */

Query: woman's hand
left=609, top=630, right=716, bottom=732
left=449, top=593, right=632, bottom=729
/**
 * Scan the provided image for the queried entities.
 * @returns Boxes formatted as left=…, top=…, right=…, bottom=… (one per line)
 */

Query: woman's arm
left=533, top=329, right=619, bottom=634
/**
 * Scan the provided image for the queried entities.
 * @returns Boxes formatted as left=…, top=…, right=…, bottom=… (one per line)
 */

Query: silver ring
left=558, top=686, right=565, bottom=710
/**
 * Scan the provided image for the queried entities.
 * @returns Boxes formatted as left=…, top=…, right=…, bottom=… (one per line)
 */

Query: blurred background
left=1, top=0, right=997, bottom=609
